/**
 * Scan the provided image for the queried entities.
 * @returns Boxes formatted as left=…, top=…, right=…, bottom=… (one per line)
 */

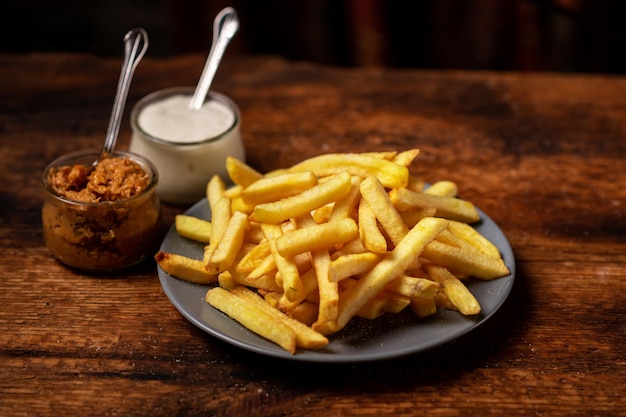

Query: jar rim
left=130, top=87, right=241, bottom=147
left=42, top=150, right=159, bottom=207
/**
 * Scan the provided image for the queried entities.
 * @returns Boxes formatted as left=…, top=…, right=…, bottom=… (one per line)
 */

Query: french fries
left=155, top=251, right=216, bottom=284
left=159, top=150, right=510, bottom=354
left=424, top=264, right=480, bottom=315
left=175, top=215, right=211, bottom=243
left=276, top=218, right=358, bottom=258
left=205, top=211, right=249, bottom=275
left=389, top=187, right=480, bottom=223
left=251, top=171, right=352, bottom=224
left=205, top=286, right=297, bottom=353
left=242, top=171, right=318, bottom=205
left=359, top=176, right=408, bottom=247
left=226, top=155, right=262, bottom=187
left=358, top=199, right=388, bottom=253
left=288, top=152, right=409, bottom=188
left=335, top=216, right=448, bottom=331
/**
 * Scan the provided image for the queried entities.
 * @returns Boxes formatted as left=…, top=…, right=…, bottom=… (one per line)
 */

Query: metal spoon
left=189, top=7, right=239, bottom=110
left=100, top=28, right=149, bottom=158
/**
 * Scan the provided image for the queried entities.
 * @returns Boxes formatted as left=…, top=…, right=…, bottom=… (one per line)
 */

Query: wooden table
left=1, top=53, right=624, bottom=416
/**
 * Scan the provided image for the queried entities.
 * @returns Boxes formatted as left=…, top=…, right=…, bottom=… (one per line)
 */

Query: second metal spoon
left=189, top=7, right=239, bottom=110
left=101, top=28, right=149, bottom=157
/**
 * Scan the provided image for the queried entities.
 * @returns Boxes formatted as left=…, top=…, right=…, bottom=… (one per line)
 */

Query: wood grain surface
left=0, top=53, right=624, bottom=416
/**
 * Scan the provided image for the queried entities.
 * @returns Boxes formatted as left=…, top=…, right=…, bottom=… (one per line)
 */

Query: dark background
left=3, top=0, right=626, bottom=73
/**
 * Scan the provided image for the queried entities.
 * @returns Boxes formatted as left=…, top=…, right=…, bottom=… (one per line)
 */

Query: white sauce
left=137, top=95, right=235, bottom=143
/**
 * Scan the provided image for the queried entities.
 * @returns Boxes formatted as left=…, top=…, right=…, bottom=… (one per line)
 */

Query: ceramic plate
left=158, top=199, right=515, bottom=363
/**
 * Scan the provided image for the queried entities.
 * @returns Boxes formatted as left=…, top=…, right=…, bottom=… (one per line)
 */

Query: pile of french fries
left=155, top=150, right=510, bottom=354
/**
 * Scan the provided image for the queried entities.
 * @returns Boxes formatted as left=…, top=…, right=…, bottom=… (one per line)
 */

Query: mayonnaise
left=130, top=87, right=245, bottom=205
left=137, top=95, right=235, bottom=144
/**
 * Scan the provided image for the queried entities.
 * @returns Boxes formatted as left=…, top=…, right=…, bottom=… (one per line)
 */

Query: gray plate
left=158, top=198, right=516, bottom=363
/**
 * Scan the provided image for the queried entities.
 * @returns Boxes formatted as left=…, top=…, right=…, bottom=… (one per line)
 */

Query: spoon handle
left=102, top=28, right=149, bottom=155
left=189, top=7, right=239, bottom=110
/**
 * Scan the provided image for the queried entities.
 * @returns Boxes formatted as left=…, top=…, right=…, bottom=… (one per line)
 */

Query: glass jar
left=42, top=150, right=161, bottom=272
left=129, top=87, right=245, bottom=205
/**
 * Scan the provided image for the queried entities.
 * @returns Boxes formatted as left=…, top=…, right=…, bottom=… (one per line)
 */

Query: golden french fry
left=327, top=176, right=362, bottom=222
left=356, top=297, right=387, bottom=320
left=399, top=207, right=437, bottom=228
left=406, top=175, right=425, bottom=193
left=447, top=220, right=501, bottom=259
left=243, top=273, right=283, bottom=293
left=434, top=291, right=457, bottom=310
left=385, top=274, right=441, bottom=298
left=237, top=242, right=258, bottom=260
left=230, top=196, right=255, bottom=214
left=293, top=214, right=339, bottom=333
left=310, top=248, right=339, bottom=335
left=361, top=151, right=398, bottom=160
left=312, top=204, right=333, bottom=224
left=379, top=290, right=411, bottom=314
left=220, top=267, right=249, bottom=285
left=294, top=251, right=313, bottom=274
left=336, top=217, right=449, bottom=332
left=175, top=214, right=212, bottom=243
left=410, top=296, right=437, bottom=318
left=261, top=290, right=280, bottom=308
left=288, top=153, right=409, bottom=189
left=261, top=223, right=303, bottom=304
left=281, top=219, right=296, bottom=233
left=246, top=253, right=276, bottom=280
left=206, top=174, right=226, bottom=209
left=262, top=292, right=320, bottom=326
left=339, top=277, right=385, bottom=320
left=235, top=239, right=272, bottom=273
left=286, top=300, right=319, bottom=326
left=421, top=240, right=510, bottom=280
left=245, top=222, right=264, bottom=244
left=357, top=199, right=387, bottom=253
left=242, top=171, right=318, bottom=205
left=252, top=171, right=352, bottom=224
left=392, top=149, right=420, bottom=166
left=360, top=176, right=408, bottom=247
left=203, top=196, right=231, bottom=265
left=333, top=237, right=368, bottom=257
left=435, top=230, right=491, bottom=276
left=206, top=211, right=249, bottom=274
left=226, top=156, right=263, bottom=187
left=205, top=287, right=297, bottom=354
left=425, top=180, right=458, bottom=197
left=264, top=168, right=289, bottom=178
left=229, top=286, right=329, bottom=349
left=217, top=270, right=239, bottom=290
left=222, top=184, right=243, bottom=199
left=389, top=187, right=480, bottom=223
left=328, top=252, right=381, bottom=282
left=425, top=264, right=480, bottom=315
left=275, top=217, right=358, bottom=258
left=155, top=251, right=216, bottom=284
left=343, top=277, right=411, bottom=316
left=275, top=266, right=320, bottom=308
left=435, top=229, right=467, bottom=247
